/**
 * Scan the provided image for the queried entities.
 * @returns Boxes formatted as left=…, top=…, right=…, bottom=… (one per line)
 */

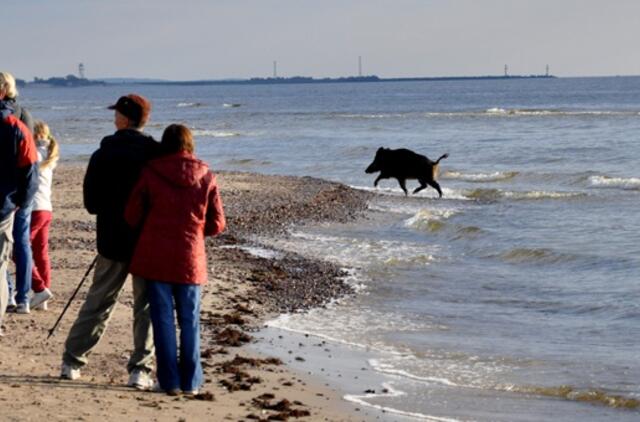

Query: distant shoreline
left=136, top=74, right=556, bottom=86
left=17, top=74, right=556, bottom=88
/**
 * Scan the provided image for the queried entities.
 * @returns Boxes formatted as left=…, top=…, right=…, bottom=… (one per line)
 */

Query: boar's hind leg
left=428, top=180, right=443, bottom=198
left=413, top=179, right=428, bottom=194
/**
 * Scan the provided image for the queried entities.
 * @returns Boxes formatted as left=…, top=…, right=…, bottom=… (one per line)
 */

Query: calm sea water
left=22, top=78, right=640, bottom=421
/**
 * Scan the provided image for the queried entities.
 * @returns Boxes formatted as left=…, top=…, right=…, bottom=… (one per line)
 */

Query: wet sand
left=0, top=164, right=377, bottom=421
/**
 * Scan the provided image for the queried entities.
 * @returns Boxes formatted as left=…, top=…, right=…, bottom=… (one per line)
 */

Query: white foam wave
left=369, top=360, right=459, bottom=387
left=266, top=305, right=436, bottom=356
left=191, top=129, right=240, bottom=138
left=263, top=231, right=440, bottom=269
left=418, top=109, right=638, bottom=118
left=352, top=185, right=469, bottom=200
left=368, top=199, right=463, bottom=216
left=404, top=208, right=459, bottom=231
left=338, top=113, right=405, bottom=119
left=502, top=190, right=585, bottom=200
left=368, top=202, right=425, bottom=215
left=589, top=175, right=640, bottom=190
left=443, top=171, right=518, bottom=182
left=484, top=108, right=633, bottom=117
left=266, top=316, right=376, bottom=351
left=344, top=383, right=462, bottom=422
left=219, top=244, right=283, bottom=260
left=177, top=102, right=203, bottom=108
left=464, top=188, right=585, bottom=201
left=340, top=267, right=368, bottom=293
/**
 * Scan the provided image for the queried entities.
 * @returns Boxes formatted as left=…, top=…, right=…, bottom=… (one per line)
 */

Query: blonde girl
left=29, top=121, right=59, bottom=310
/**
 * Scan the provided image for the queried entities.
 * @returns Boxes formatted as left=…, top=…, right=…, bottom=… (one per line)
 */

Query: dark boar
left=365, top=147, right=449, bottom=197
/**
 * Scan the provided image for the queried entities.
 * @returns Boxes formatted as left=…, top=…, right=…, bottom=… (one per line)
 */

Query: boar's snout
left=365, top=147, right=385, bottom=173
left=365, top=160, right=378, bottom=173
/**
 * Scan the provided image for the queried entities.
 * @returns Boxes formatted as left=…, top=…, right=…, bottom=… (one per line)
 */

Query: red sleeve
left=7, top=115, right=37, bottom=168
left=204, top=175, right=226, bottom=237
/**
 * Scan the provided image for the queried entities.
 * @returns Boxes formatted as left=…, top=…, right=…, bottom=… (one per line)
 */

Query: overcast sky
left=5, top=0, right=640, bottom=80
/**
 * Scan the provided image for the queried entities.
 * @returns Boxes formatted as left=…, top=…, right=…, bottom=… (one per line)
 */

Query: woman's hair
left=161, top=124, right=194, bottom=154
left=0, top=71, right=18, bottom=98
left=34, top=121, right=60, bottom=169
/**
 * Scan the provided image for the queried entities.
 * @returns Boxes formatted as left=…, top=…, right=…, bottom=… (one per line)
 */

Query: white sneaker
left=60, top=363, right=81, bottom=380
left=34, top=301, right=48, bottom=311
left=15, top=302, right=30, bottom=314
left=6, top=295, right=17, bottom=312
left=30, top=288, right=53, bottom=309
left=128, top=369, right=154, bottom=390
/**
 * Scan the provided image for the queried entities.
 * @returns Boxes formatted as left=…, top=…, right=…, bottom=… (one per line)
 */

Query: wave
left=483, top=108, right=638, bottom=117
left=225, top=158, right=271, bottom=166
left=383, top=254, right=435, bottom=266
left=352, top=185, right=470, bottom=200
left=266, top=307, right=432, bottom=355
left=356, top=184, right=585, bottom=202
left=370, top=354, right=640, bottom=413
left=267, top=231, right=441, bottom=269
left=344, top=382, right=463, bottom=422
left=443, top=170, right=519, bottom=182
left=337, top=113, right=406, bottom=119
left=589, top=175, right=640, bottom=190
left=177, top=101, right=204, bottom=108
left=369, top=359, right=459, bottom=387
left=502, top=384, right=640, bottom=410
left=218, top=244, right=283, bottom=260
left=191, top=129, right=240, bottom=138
left=405, top=208, right=459, bottom=233
left=465, top=188, right=586, bottom=201
left=424, top=108, right=636, bottom=118
left=450, top=225, right=484, bottom=240
left=493, top=247, right=577, bottom=264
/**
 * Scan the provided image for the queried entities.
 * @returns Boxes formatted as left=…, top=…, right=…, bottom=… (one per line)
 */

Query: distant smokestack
left=78, top=63, right=85, bottom=79
left=273, top=61, right=277, bottom=78
left=358, top=56, right=362, bottom=77
left=504, top=64, right=508, bottom=77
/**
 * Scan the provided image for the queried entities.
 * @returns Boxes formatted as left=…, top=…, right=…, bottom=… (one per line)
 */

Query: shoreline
left=0, top=164, right=376, bottom=421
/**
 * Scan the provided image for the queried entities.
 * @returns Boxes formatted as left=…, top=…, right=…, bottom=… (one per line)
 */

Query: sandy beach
left=0, top=164, right=376, bottom=422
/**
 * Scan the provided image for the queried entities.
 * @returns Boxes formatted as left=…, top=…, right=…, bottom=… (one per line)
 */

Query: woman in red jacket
left=125, top=124, right=225, bottom=395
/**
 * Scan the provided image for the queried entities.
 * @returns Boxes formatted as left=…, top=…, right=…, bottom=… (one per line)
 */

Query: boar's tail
left=432, top=153, right=449, bottom=180
left=435, top=153, right=449, bottom=164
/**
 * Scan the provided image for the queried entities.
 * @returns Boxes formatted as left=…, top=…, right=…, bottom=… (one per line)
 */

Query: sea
left=20, top=77, right=640, bottom=421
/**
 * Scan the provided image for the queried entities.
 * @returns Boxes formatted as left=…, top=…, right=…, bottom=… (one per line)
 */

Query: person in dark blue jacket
left=0, top=89, right=38, bottom=333
left=0, top=71, right=36, bottom=314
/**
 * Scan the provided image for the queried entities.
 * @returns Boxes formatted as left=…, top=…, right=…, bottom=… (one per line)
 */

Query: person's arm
left=83, top=150, right=104, bottom=215
left=204, top=174, right=226, bottom=236
left=14, top=118, right=38, bottom=208
left=124, top=171, right=149, bottom=229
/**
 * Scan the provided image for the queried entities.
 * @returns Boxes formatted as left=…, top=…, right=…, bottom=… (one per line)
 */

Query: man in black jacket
left=61, top=94, right=159, bottom=389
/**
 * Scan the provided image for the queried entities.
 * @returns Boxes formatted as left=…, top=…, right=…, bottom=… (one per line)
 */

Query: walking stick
left=46, top=255, right=98, bottom=340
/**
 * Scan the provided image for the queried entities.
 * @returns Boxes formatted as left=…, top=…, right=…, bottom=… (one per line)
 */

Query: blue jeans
left=12, top=205, right=32, bottom=305
left=147, top=280, right=202, bottom=392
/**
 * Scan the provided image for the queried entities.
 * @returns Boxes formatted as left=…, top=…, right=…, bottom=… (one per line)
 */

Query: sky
left=5, top=0, right=640, bottom=81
